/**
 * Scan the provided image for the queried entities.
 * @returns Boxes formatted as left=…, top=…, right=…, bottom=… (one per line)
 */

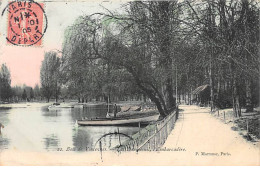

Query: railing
left=115, top=107, right=179, bottom=151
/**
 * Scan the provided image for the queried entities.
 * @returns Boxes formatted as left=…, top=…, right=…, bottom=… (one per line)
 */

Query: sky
left=0, top=0, right=124, bottom=87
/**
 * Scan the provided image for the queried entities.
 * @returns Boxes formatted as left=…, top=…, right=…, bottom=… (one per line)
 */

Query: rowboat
left=48, top=103, right=74, bottom=110
left=77, top=113, right=159, bottom=126
left=73, top=104, right=84, bottom=108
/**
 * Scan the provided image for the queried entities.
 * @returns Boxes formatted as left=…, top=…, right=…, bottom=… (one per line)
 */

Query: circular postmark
left=2, top=0, right=48, bottom=46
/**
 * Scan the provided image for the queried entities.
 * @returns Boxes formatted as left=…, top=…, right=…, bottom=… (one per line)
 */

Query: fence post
left=166, top=121, right=169, bottom=137
left=118, top=128, right=121, bottom=146
left=176, top=106, right=179, bottom=119
left=153, top=136, right=155, bottom=150
left=159, top=129, right=162, bottom=145
left=166, top=121, right=168, bottom=136
left=163, top=125, right=165, bottom=143
left=138, top=122, right=141, bottom=135
left=99, top=141, right=103, bottom=161
left=173, top=114, right=175, bottom=128
left=246, top=119, right=249, bottom=133
left=147, top=140, right=150, bottom=150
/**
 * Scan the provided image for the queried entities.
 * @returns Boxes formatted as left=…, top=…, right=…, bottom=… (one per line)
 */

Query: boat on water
left=48, top=103, right=74, bottom=110
left=77, top=113, right=159, bottom=126
left=73, top=104, right=84, bottom=108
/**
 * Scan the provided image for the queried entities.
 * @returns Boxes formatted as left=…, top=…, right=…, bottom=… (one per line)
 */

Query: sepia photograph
left=0, top=0, right=259, bottom=166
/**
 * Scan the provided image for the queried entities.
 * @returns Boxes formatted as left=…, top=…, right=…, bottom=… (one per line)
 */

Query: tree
left=29, top=88, right=34, bottom=101
left=0, top=63, right=12, bottom=101
left=40, top=51, right=61, bottom=102
left=62, top=17, right=141, bottom=103
left=62, top=1, right=185, bottom=118
left=61, top=0, right=259, bottom=118
left=33, top=84, right=41, bottom=100
left=22, top=89, right=27, bottom=101
left=184, top=0, right=259, bottom=115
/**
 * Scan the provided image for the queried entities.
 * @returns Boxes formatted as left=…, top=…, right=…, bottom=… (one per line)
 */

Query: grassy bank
left=211, top=108, right=260, bottom=142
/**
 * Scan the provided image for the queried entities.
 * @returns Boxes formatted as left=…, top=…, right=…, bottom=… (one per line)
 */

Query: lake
left=0, top=103, right=140, bottom=152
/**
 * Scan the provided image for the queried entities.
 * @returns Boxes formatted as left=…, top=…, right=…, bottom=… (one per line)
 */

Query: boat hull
left=73, top=105, right=84, bottom=108
left=48, top=105, right=74, bottom=110
left=77, top=114, right=159, bottom=126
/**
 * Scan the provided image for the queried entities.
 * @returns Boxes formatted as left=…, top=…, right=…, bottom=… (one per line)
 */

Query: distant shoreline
left=0, top=101, right=150, bottom=109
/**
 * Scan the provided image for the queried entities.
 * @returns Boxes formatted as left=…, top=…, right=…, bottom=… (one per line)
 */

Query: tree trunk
left=209, top=60, right=214, bottom=112
left=245, top=79, right=253, bottom=112
left=207, top=0, right=215, bottom=112
left=55, top=91, right=58, bottom=103
left=135, top=79, right=168, bottom=118
left=166, top=78, right=175, bottom=109
left=158, top=1, right=175, bottom=110
left=215, top=72, right=221, bottom=108
left=143, top=94, right=146, bottom=102
left=189, top=87, right=192, bottom=105
left=232, top=78, right=241, bottom=117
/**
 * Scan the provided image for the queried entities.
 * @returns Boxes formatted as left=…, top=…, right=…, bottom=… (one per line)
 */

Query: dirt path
left=163, top=105, right=259, bottom=165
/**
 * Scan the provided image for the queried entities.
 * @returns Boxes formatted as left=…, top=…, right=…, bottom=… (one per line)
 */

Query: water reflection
left=0, top=104, right=141, bottom=152
left=42, top=110, right=62, bottom=117
left=0, top=108, right=11, bottom=151
left=72, top=127, right=91, bottom=151
left=72, top=126, right=138, bottom=151
left=43, top=134, right=60, bottom=151
left=0, top=136, right=10, bottom=151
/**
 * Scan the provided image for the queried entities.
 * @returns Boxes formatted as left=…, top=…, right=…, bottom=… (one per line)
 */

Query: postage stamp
left=3, top=0, right=47, bottom=46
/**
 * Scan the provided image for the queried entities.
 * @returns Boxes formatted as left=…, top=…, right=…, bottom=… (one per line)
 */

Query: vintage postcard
left=0, top=0, right=259, bottom=166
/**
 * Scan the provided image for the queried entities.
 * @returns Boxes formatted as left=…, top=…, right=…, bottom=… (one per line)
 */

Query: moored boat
left=73, top=104, right=84, bottom=108
left=48, top=103, right=74, bottom=110
left=77, top=113, right=159, bottom=126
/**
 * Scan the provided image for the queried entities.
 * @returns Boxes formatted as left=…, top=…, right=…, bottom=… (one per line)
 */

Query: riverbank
left=0, top=101, right=156, bottom=118
left=0, top=100, right=152, bottom=107
left=0, top=102, right=52, bottom=109
left=0, top=101, right=123, bottom=109
left=211, top=108, right=260, bottom=143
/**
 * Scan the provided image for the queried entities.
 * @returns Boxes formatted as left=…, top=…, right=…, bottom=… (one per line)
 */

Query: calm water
left=0, top=103, right=140, bottom=152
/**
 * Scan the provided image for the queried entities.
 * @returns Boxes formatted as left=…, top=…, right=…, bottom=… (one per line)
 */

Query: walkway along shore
left=163, top=105, right=259, bottom=165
